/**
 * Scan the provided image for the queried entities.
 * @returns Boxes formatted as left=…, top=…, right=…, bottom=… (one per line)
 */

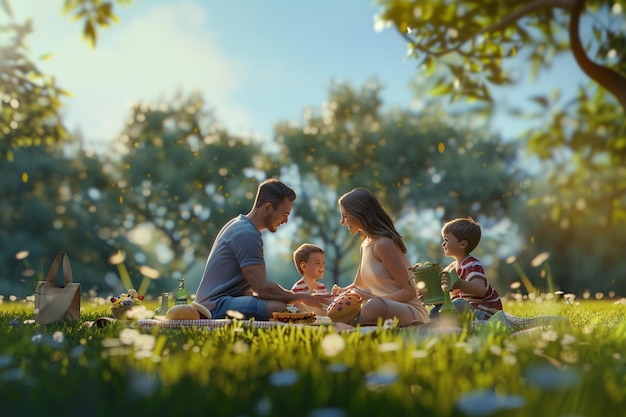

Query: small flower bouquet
left=110, top=289, right=144, bottom=319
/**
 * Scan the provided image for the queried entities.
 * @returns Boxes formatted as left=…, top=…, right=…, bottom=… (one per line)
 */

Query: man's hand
left=301, top=293, right=335, bottom=311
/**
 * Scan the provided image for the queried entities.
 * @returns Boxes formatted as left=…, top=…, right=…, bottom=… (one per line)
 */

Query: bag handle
left=45, top=251, right=73, bottom=286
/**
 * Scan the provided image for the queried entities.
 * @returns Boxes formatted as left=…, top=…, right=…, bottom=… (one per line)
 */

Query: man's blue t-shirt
left=195, top=215, right=264, bottom=306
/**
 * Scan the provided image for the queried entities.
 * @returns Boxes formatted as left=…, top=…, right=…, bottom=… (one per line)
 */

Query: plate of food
left=270, top=310, right=317, bottom=323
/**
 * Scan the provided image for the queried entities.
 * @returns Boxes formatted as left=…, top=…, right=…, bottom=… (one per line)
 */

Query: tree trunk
left=569, top=0, right=626, bottom=110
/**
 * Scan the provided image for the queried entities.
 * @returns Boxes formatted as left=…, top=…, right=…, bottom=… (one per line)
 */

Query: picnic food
left=192, top=301, right=212, bottom=319
left=327, top=292, right=363, bottom=323
left=165, top=304, right=201, bottom=320
left=110, top=289, right=144, bottom=319
left=270, top=311, right=317, bottom=323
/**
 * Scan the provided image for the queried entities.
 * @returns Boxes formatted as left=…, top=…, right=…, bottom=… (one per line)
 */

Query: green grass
left=1, top=295, right=626, bottom=416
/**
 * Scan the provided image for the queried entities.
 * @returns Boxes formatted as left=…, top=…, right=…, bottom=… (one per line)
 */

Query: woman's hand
left=346, top=287, right=372, bottom=301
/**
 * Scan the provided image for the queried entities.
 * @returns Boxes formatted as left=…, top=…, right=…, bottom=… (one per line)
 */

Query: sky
left=10, top=0, right=588, bottom=154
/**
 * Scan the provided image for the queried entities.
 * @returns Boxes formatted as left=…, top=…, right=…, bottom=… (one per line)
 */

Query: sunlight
left=128, top=224, right=153, bottom=246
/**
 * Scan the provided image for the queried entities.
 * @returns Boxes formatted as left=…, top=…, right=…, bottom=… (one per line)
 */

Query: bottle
left=155, top=292, right=169, bottom=315
left=175, top=276, right=188, bottom=305
left=439, top=271, right=458, bottom=315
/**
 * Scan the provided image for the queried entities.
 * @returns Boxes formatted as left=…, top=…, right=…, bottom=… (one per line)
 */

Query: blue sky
left=12, top=0, right=588, bottom=154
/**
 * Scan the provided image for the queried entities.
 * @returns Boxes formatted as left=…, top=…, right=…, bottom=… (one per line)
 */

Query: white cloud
left=11, top=0, right=251, bottom=151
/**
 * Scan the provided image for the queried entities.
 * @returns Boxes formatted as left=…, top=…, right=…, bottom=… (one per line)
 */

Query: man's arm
left=243, top=264, right=333, bottom=306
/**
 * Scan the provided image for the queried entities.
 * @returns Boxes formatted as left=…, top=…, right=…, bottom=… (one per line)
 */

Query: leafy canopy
left=376, top=0, right=626, bottom=108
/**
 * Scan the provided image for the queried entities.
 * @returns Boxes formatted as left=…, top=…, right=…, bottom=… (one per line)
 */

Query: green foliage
left=377, top=0, right=626, bottom=295
left=62, top=0, right=132, bottom=47
left=275, top=81, right=524, bottom=284
left=0, top=141, right=122, bottom=297
left=102, top=93, right=269, bottom=281
left=377, top=0, right=626, bottom=211
left=516, top=82, right=626, bottom=294
left=1, top=298, right=626, bottom=416
left=377, top=0, right=625, bottom=106
left=1, top=0, right=130, bottom=160
left=0, top=18, right=70, bottom=160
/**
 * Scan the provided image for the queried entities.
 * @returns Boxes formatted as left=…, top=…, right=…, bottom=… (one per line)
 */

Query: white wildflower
left=321, top=333, right=346, bottom=357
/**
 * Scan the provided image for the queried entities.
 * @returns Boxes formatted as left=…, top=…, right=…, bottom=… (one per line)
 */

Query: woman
left=333, top=187, right=429, bottom=326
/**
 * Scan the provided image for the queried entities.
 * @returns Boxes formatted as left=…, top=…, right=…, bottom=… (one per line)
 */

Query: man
left=195, top=178, right=332, bottom=320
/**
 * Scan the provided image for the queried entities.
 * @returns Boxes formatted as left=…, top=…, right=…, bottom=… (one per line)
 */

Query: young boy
left=290, top=243, right=329, bottom=314
left=430, top=217, right=503, bottom=320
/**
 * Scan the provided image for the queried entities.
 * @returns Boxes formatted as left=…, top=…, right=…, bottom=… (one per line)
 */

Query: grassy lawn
left=1, top=294, right=625, bottom=416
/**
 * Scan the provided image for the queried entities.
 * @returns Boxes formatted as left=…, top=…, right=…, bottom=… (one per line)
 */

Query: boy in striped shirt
left=431, top=217, right=503, bottom=320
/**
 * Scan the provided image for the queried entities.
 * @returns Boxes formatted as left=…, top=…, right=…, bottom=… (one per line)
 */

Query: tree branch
left=397, top=0, right=626, bottom=111
left=569, top=0, right=626, bottom=110
left=398, top=0, right=574, bottom=57
left=472, top=0, right=573, bottom=37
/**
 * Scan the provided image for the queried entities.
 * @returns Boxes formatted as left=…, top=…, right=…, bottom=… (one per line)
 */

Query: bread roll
left=192, top=301, right=212, bottom=319
left=327, top=292, right=362, bottom=323
left=165, top=304, right=201, bottom=320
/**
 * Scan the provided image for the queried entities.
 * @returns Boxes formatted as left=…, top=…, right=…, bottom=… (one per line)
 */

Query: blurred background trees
left=0, top=138, right=116, bottom=296
left=378, top=0, right=625, bottom=296
left=0, top=14, right=69, bottom=160
left=1, top=0, right=624, bottom=298
left=99, top=93, right=273, bottom=293
left=274, top=81, right=523, bottom=290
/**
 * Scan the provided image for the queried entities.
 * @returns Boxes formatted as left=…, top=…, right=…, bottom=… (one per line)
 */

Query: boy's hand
left=331, top=284, right=342, bottom=295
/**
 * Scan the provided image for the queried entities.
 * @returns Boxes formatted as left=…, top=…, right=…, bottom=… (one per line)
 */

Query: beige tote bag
left=34, top=251, right=81, bottom=324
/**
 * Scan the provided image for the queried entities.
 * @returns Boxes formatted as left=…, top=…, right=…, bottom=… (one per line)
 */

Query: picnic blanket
left=136, top=318, right=282, bottom=330
left=135, top=316, right=335, bottom=331
left=473, top=310, right=571, bottom=335
left=131, top=311, right=570, bottom=336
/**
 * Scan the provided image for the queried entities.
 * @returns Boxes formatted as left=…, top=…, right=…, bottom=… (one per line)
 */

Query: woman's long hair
left=338, top=187, right=407, bottom=253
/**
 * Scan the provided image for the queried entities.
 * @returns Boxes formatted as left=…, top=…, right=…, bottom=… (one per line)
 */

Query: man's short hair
left=254, top=178, right=296, bottom=209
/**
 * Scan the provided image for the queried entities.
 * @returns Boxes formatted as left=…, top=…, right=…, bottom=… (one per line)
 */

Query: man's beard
left=263, top=213, right=278, bottom=233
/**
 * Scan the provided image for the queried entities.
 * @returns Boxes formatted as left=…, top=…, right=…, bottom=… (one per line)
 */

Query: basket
left=110, top=289, right=143, bottom=319
left=409, top=262, right=460, bottom=305
left=111, top=305, right=135, bottom=319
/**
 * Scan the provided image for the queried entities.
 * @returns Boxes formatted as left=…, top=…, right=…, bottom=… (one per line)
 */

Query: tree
left=377, top=0, right=625, bottom=106
left=102, top=93, right=271, bottom=290
left=519, top=169, right=626, bottom=295
left=0, top=139, right=121, bottom=297
left=378, top=0, right=626, bottom=294
left=0, top=12, right=70, bottom=160
left=275, top=81, right=523, bottom=286
left=377, top=0, right=625, bottom=188
left=0, top=0, right=128, bottom=159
